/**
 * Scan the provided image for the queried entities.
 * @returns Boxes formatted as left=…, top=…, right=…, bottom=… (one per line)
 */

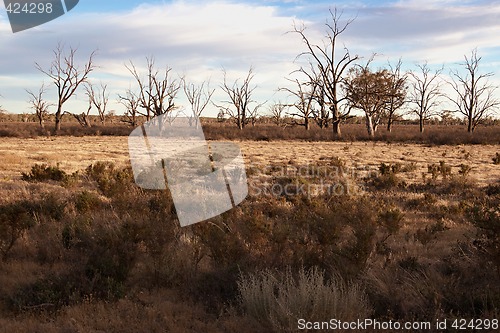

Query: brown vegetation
left=1, top=120, right=500, bottom=145
left=0, top=134, right=498, bottom=331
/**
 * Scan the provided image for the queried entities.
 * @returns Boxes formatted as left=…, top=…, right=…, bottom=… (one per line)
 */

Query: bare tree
left=268, top=102, right=288, bottom=126
left=312, top=83, right=330, bottom=129
left=85, top=82, right=109, bottom=124
left=217, top=67, right=261, bottom=129
left=118, top=89, right=140, bottom=127
left=126, top=57, right=181, bottom=125
left=281, top=78, right=317, bottom=130
left=292, top=8, right=359, bottom=136
left=385, top=59, right=408, bottom=132
left=0, top=97, right=7, bottom=122
left=408, top=62, right=443, bottom=133
left=71, top=96, right=93, bottom=128
left=448, top=49, right=500, bottom=132
left=183, top=79, right=215, bottom=128
left=35, top=44, right=96, bottom=132
left=26, top=83, right=51, bottom=129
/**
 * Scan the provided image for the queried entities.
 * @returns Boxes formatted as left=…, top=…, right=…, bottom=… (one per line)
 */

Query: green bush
left=86, top=162, right=134, bottom=197
left=74, top=190, right=103, bottom=213
left=21, top=164, right=67, bottom=182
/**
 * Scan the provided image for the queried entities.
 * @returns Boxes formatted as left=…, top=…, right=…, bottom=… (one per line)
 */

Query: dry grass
left=0, top=134, right=498, bottom=332
left=1, top=137, right=498, bottom=186
left=238, top=267, right=371, bottom=332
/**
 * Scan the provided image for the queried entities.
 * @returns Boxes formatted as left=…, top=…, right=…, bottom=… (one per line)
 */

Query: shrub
left=401, top=162, right=418, bottom=173
left=379, top=162, right=401, bottom=175
left=86, top=162, right=134, bottom=197
left=458, top=163, right=472, bottom=177
left=9, top=274, right=80, bottom=312
left=378, top=207, right=404, bottom=235
left=493, top=152, right=500, bottom=165
left=368, top=163, right=405, bottom=190
left=485, top=182, right=500, bottom=196
left=414, top=220, right=449, bottom=245
left=21, top=164, right=67, bottom=182
left=427, top=160, right=452, bottom=181
left=238, top=267, right=372, bottom=332
left=73, top=190, right=103, bottom=213
left=406, top=193, right=438, bottom=210
left=370, top=172, right=401, bottom=190
left=0, top=201, right=36, bottom=260
left=467, top=197, right=500, bottom=272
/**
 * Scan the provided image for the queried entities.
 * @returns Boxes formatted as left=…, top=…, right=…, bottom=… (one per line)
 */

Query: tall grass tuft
left=238, top=266, right=372, bottom=332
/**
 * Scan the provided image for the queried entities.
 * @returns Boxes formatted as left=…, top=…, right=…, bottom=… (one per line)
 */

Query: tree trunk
left=39, top=118, right=45, bottom=129
left=332, top=120, right=341, bottom=137
left=467, top=115, right=473, bottom=133
left=305, top=117, right=310, bottom=130
left=387, top=118, right=393, bottom=132
left=419, top=117, right=424, bottom=133
left=84, top=115, right=92, bottom=128
left=365, top=114, right=375, bottom=138
left=55, top=105, right=62, bottom=132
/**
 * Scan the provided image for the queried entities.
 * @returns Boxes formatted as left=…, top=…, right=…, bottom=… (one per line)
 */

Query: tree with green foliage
left=344, top=60, right=406, bottom=138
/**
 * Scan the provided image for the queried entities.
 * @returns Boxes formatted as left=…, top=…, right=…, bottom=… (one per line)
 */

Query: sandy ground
left=0, top=136, right=498, bottom=186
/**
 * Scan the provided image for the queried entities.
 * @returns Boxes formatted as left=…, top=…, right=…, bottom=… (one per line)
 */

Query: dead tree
left=126, top=57, right=181, bottom=126
left=70, top=98, right=92, bottom=128
left=408, top=62, right=443, bottom=133
left=385, top=59, right=408, bottom=132
left=118, top=89, right=140, bottom=127
left=85, top=82, right=109, bottom=124
left=26, top=84, right=51, bottom=129
left=35, top=44, right=96, bottom=132
left=217, top=67, right=260, bottom=130
left=183, top=79, right=215, bottom=128
left=281, top=78, right=317, bottom=130
left=292, top=8, right=359, bottom=136
left=448, top=49, right=500, bottom=132
left=313, top=82, right=330, bottom=128
left=268, top=102, right=288, bottom=126
left=248, top=104, right=264, bottom=126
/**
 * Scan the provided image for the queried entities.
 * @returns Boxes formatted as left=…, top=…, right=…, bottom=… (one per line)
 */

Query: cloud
left=340, top=1, right=500, bottom=64
left=1, top=0, right=500, bottom=116
left=0, top=1, right=303, bottom=114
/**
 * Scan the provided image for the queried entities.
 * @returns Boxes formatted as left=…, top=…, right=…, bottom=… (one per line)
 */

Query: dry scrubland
left=1, top=136, right=499, bottom=184
left=0, top=133, right=499, bottom=332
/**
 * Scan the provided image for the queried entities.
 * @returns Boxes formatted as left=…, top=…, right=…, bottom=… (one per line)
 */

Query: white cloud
left=0, top=1, right=304, bottom=115
left=1, top=0, right=500, bottom=117
left=340, top=1, right=500, bottom=64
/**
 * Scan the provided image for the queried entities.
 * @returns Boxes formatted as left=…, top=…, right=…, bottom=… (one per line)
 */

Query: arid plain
left=0, top=134, right=499, bottom=332
left=1, top=136, right=499, bottom=184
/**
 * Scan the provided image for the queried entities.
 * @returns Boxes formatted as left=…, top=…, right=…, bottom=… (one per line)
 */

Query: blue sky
left=1, top=0, right=500, bottom=117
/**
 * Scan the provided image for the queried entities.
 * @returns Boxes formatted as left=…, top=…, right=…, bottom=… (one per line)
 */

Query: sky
left=1, top=0, right=500, bottom=118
